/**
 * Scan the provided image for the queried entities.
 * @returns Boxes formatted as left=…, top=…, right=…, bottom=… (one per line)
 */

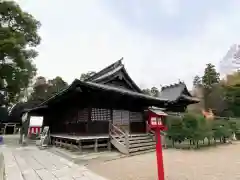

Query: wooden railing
left=146, top=122, right=155, bottom=135
left=109, top=123, right=129, bottom=152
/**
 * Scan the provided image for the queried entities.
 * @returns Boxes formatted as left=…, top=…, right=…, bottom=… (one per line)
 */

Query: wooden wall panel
left=129, top=112, right=143, bottom=122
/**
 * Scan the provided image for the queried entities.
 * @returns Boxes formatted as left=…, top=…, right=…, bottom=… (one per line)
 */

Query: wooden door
left=112, top=110, right=130, bottom=133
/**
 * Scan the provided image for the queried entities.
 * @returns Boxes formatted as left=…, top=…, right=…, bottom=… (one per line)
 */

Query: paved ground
left=1, top=145, right=108, bottom=180
left=3, top=135, right=240, bottom=180
left=88, top=142, right=240, bottom=180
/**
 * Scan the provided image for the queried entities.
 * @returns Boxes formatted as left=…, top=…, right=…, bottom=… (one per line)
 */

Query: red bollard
left=155, top=130, right=165, bottom=180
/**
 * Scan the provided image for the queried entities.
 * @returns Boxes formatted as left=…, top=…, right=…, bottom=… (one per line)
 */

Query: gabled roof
left=85, top=58, right=142, bottom=92
left=35, top=79, right=169, bottom=108
left=159, top=82, right=199, bottom=103
left=86, top=59, right=123, bottom=82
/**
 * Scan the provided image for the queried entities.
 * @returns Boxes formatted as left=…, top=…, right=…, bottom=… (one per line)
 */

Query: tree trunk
left=223, top=137, right=226, bottom=143
left=172, top=139, right=175, bottom=147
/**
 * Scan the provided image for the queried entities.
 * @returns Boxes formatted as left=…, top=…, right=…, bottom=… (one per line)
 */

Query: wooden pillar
left=78, top=140, right=82, bottom=153
left=87, top=107, right=92, bottom=134
left=94, top=139, right=98, bottom=152
left=109, top=109, right=113, bottom=133
left=125, top=132, right=129, bottom=154
left=108, top=109, right=113, bottom=151
left=107, top=139, right=112, bottom=151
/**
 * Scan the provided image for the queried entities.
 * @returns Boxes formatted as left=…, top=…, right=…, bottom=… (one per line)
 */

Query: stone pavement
left=1, top=145, right=108, bottom=180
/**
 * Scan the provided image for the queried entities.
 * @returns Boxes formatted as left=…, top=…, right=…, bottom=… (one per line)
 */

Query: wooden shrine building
left=27, top=60, right=169, bottom=136
left=26, top=60, right=199, bottom=154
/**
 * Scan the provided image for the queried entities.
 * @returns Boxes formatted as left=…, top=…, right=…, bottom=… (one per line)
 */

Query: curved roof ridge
left=161, top=81, right=186, bottom=90
left=85, top=58, right=123, bottom=81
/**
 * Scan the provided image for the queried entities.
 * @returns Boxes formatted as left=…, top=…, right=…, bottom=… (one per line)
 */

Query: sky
left=18, top=0, right=240, bottom=89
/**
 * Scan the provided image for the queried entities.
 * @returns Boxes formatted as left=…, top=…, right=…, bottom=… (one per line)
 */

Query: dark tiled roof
left=36, top=79, right=169, bottom=108
left=85, top=58, right=142, bottom=92
left=85, top=59, right=123, bottom=82
left=159, top=82, right=186, bottom=101
left=159, top=82, right=199, bottom=102
left=84, top=81, right=168, bottom=102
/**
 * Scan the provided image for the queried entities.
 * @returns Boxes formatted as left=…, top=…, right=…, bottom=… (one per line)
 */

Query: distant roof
left=159, top=82, right=199, bottom=103
left=85, top=58, right=142, bottom=92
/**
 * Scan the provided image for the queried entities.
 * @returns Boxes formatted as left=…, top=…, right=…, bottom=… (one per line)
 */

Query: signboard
left=151, top=117, right=157, bottom=125
left=157, top=117, right=162, bottom=125
left=29, top=116, right=43, bottom=127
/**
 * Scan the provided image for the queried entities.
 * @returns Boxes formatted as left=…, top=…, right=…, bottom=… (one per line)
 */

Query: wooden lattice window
left=91, top=108, right=111, bottom=121
left=77, top=108, right=88, bottom=123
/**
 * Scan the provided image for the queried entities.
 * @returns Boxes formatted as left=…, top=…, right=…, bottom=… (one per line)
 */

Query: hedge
left=165, top=113, right=240, bottom=148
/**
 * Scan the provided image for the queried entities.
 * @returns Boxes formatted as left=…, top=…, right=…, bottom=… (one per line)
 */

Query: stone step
left=129, top=145, right=155, bottom=153
left=129, top=141, right=156, bottom=148
left=129, top=138, right=154, bottom=144
left=119, top=138, right=155, bottom=145
left=129, top=148, right=155, bottom=156
left=128, top=136, right=152, bottom=141
left=128, top=134, right=149, bottom=138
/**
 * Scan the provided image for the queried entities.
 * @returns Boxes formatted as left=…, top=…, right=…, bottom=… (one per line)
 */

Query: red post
left=155, top=129, right=165, bottom=180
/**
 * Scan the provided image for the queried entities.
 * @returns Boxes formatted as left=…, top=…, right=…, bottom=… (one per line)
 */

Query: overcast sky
left=18, top=0, right=240, bottom=89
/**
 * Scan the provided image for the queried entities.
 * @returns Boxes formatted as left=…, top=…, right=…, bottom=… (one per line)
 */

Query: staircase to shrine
left=109, top=124, right=157, bottom=155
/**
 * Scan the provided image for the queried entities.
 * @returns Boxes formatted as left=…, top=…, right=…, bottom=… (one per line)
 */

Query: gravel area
left=87, top=142, right=240, bottom=180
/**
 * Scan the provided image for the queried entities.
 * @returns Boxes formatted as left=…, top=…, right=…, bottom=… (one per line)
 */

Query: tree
left=142, top=87, right=160, bottom=97
left=29, top=76, right=68, bottom=105
left=212, top=120, right=232, bottom=143
left=182, top=113, right=200, bottom=147
left=0, top=106, right=8, bottom=123
left=202, top=64, right=220, bottom=110
left=29, top=76, right=48, bottom=104
left=0, top=1, right=41, bottom=105
left=193, top=75, right=202, bottom=87
left=206, top=84, right=227, bottom=116
left=223, top=71, right=240, bottom=86
left=80, top=71, right=96, bottom=81
left=166, top=116, right=185, bottom=147
left=8, top=101, right=35, bottom=123
left=224, top=84, right=240, bottom=117
left=47, top=76, right=68, bottom=96
left=150, top=87, right=159, bottom=97
left=202, top=64, right=220, bottom=88
left=142, top=88, right=151, bottom=95
left=222, top=71, right=240, bottom=117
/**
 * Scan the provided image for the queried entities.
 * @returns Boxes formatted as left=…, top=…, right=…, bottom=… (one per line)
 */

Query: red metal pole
left=155, top=129, right=165, bottom=180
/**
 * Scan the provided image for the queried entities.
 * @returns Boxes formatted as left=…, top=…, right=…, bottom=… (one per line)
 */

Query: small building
left=159, top=82, right=200, bottom=112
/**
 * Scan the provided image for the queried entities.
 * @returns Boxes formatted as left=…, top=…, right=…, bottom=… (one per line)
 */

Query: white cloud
left=18, top=0, right=240, bottom=91
left=158, top=0, right=180, bottom=17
